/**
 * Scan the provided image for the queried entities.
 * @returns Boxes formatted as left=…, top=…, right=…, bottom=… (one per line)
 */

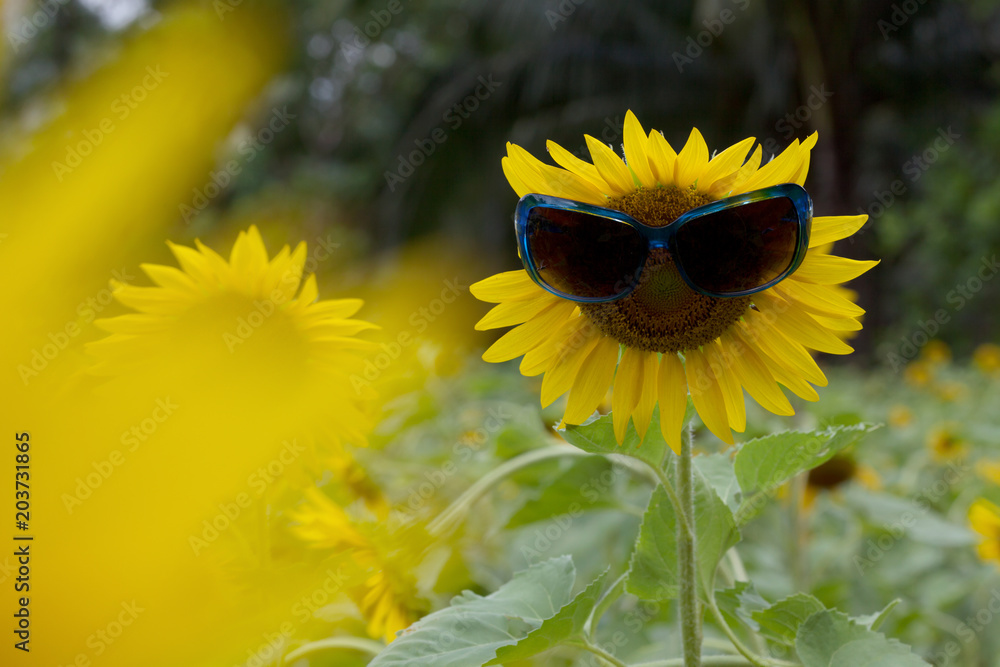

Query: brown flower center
left=580, top=185, right=751, bottom=354
left=807, top=455, right=857, bottom=490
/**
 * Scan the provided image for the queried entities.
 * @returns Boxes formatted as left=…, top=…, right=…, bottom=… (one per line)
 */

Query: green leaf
left=486, top=569, right=610, bottom=664
left=715, top=581, right=770, bottom=631
left=854, top=599, right=900, bottom=632
left=625, top=464, right=739, bottom=601
left=558, top=411, right=669, bottom=470
left=694, top=452, right=741, bottom=511
left=828, top=638, right=930, bottom=666
left=752, top=593, right=826, bottom=646
left=369, top=557, right=576, bottom=667
left=733, top=424, right=880, bottom=523
left=795, top=610, right=928, bottom=667
left=507, top=456, right=622, bottom=528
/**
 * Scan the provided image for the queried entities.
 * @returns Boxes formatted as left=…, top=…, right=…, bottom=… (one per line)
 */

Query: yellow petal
left=717, top=144, right=763, bottom=196
left=519, top=312, right=589, bottom=376
left=700, top=137, right=756, bottom=193
left=674, top=128, right=710, bottom=189
left=809, top=215, right=869, bottom=248
left=94, top=314, right=165, bottom=335
left=476, top=293, right=560, bottom=330
left=684, top=347, right=733, bottom=444
left=546, top=140, right=609, bottom=191
left=723, top=329, right=794, bottom=416
left=612, top=346, right=645, bottom=443
left=738, top=140, right=804, bottom=192
left=707, top=339, right=746, bottom=433
left=623, top=110, right=656, bottom=189
left=502, top=156, right=531, bottom=197
left=563, top=336, right=619, bottom=423
left=658, top=352, right=688, bottom=454
left=297, top=273, right=319, bottom=304
left=141, top=263, right=200, bottom=293
left=508, top=143, right=607, bottom=204
left=792, top=253, right=880, bottom=285
left=741, top=312, right=827, bottom=387
left=754, top=292, right=854, bottom=355
left=540, top=325, right=601, bottom=407
left=631, top=350, right=660, bottom=440
left=772, top=280, right=865, bottom=318
left=585, top=134, right=635, bottom=195
left=483, top=300, right=576, bottom=363
left=471, top=270, right=543, bottom=303
left=647, top=130, right=678, bottom=186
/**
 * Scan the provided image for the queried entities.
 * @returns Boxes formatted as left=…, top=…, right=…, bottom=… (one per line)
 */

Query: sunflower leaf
left=715, top=581, right=770, bottom=631
left=795, top=609, right=929, bottom=667
left=369, top=556, right=576, bottom=667
left=752, top=593, right=827, bottom=646
left=507, top=456, right=624, bottom=528
left=486, top=569, right=610, bottom=664
left=733, top=423, right=880, bottom=524
left=558, top=410, right=669, bottom=470
left=625, top=462, right=739, bottom=601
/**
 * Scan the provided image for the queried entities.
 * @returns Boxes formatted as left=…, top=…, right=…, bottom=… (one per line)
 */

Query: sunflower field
left=3, top=2, right=1000, bottom=667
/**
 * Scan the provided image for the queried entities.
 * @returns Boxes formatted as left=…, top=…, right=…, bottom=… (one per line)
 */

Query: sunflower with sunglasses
left=472, top=111, right=876, bottom=450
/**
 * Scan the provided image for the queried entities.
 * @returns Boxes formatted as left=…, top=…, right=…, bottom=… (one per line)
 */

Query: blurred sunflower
left=921, top=339, right=952, bottom=365
left=290, top=488, right=427, bottom=642
left=88, top=225, right=377, bottom=444
left=888, top=404, right=914, bottom=429
left=472, top=111, right=876, bottom=448
left=802, top=453, right=880, bottom=509
left=927, top=422, right=967, bottom=462
left=973, top=343, right=1000, bottom=376
left=969, top=499, right=1000, bottom=565
left=904, top=360, right=933, bottom=387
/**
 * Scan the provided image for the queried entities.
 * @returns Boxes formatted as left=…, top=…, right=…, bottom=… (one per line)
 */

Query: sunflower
left=927, top=422, right=967, bottom=462
left=973, top=343, right=1000, bottom=376
left=87, top=225, right=377, bottom=445
left=969, top=499, right=1000, bottom=565
left=290, top=487, right=425, bottom=642
left=802, top=452, right=880, bottom=509
left=471, top=111, right=876, bottom=449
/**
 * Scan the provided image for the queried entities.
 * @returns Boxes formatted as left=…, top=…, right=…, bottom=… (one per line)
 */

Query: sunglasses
left=514, top=183, right=813, bottom=302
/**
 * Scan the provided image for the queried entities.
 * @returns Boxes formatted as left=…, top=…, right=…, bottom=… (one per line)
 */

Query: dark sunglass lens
left=674, top=197, right=800, bottom=295
left=526, top=207, right=646, bottom=300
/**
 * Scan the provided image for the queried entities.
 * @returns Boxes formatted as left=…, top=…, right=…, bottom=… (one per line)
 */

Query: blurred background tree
left=3, top=0, right=998, bottom=361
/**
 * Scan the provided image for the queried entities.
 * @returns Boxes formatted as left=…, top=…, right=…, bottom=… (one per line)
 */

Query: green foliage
left=795, top=610, right=929, bottom=667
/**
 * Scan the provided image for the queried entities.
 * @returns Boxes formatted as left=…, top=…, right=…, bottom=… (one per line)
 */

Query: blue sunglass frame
left=514, top=183, right=813, bottom=302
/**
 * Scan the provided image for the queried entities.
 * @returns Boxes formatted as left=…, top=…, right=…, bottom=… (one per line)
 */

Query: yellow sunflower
left=970, top=499, right=1000, bottom=564
left=290, top=488, right=425, bottom=642
left=802, top=453, right=881, bottom=509
left=87, top=225, right=378, bottom=445
left=471, top=111, right=876, bottom=449
left=973, top=343, right=1000, bottom=376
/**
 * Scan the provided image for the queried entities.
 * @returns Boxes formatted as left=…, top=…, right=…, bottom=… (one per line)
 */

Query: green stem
left=279, top=637, right=384, bottom=664
left=427, top=445, right=586, bottom=536
left=677, top=423, right=702, bottom=667
left=587, top=571, right=629, bottom=638
left=571, top=637, right=631, bottom=667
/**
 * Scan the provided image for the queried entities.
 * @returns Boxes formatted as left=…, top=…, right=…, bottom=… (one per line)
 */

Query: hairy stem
left=677, top=423, right=702, bottom=667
